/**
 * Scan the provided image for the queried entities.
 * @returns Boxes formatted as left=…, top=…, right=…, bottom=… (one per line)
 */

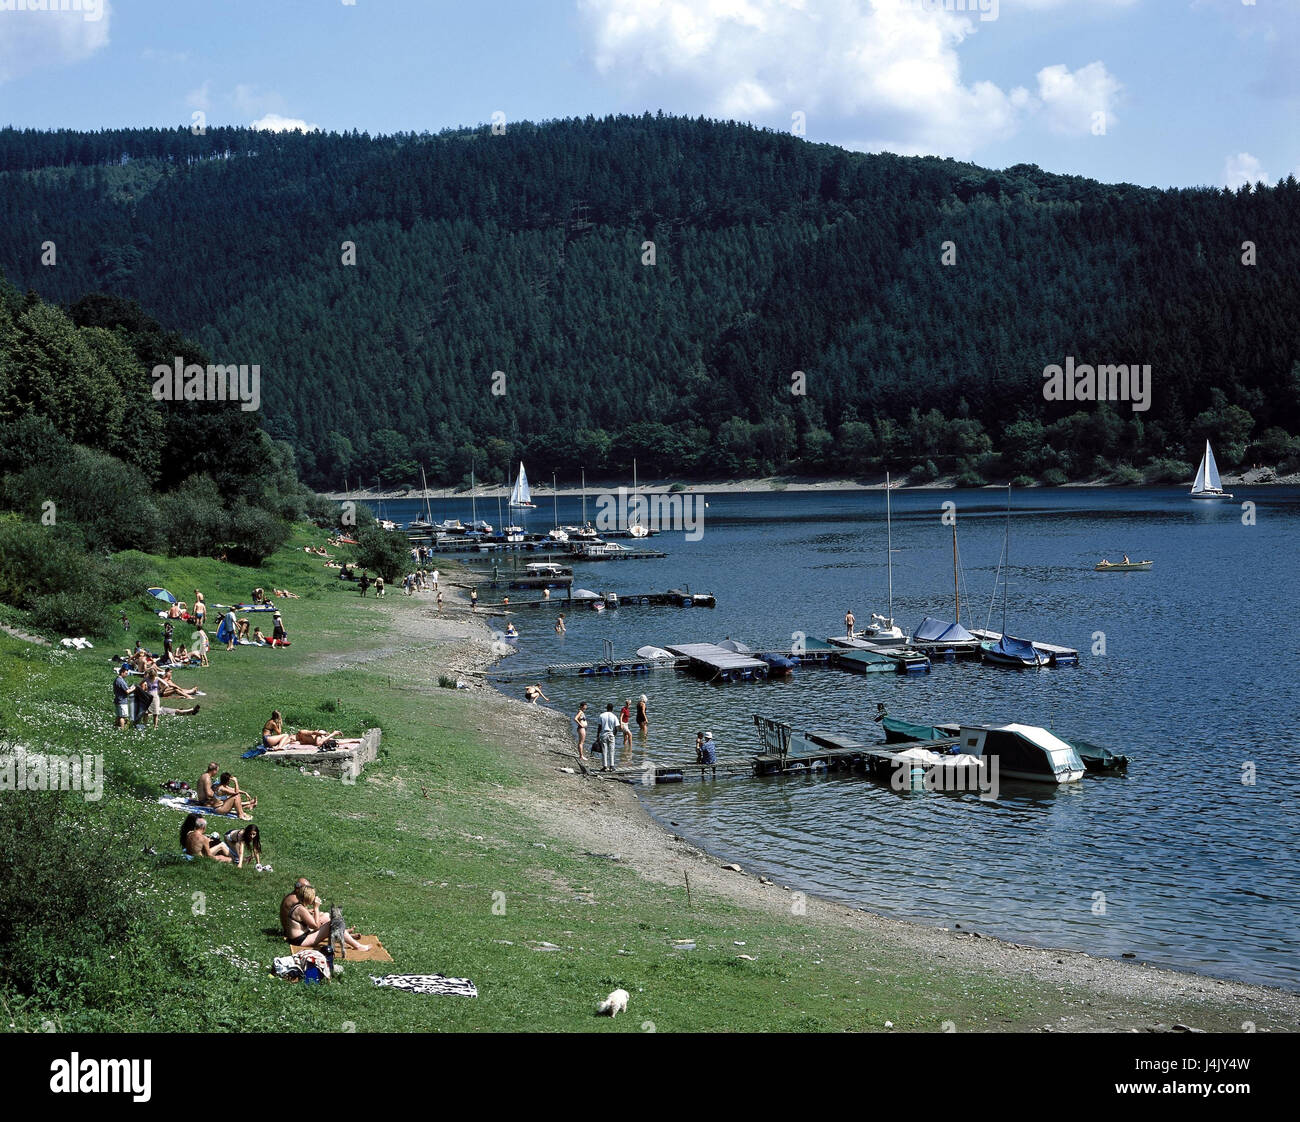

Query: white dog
left=597, top=988, right=629, bottom=1017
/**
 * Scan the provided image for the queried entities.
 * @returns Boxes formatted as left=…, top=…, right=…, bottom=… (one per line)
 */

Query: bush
left=1040, top=467, right=1068, bottom=486
left=31, top=588, right=114, bottom=635
left=354, top=524, right=411, bottom=582
left=224, top=502, right=291, bottom=566
left=1143, top=458, right=1193, bottom=484
left=1109, top=464, right=1143, bottom=485
left=1011, top=475, right=1036, bottom=488
left=955, top=469, right=986, bottom=487
left=0, top=792, right=138, bottom=1007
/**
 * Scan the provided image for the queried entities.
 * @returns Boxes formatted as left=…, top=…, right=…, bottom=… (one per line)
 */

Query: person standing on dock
left=636, top=694, right=649, bottom=736
left=845, top=608, right=856, bottom=637
left=597, top=703, right=619, bottom=771
left=573, top=702, right=589, bottom=760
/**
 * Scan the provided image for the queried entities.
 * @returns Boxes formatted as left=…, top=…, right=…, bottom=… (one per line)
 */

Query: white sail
left=1203, top=442, right=1222, bottom=491
left=509, top=462, right=532, bottom=505
left=1191, top=440, right=1223, bottom=494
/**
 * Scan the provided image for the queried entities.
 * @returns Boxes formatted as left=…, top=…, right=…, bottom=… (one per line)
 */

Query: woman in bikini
left=573, top=702, right=589, bottom=759
left=262, top=711, right=293, bottom=750
left=223, top=823, right=262, bottom=868
left=636, top=694, right=649, bottom=736
left=216, top=771, right=256, bottom=811
left=284, top=885, right=370, bottom=951
left=197, top=764, right=253, bottom=818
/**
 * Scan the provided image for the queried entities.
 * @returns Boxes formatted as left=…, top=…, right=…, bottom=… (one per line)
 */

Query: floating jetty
left=968, top=629, right=1079, bottom=666
left=664, top=642, right=769, bottom=682
left=544, top=654, right=685, bottom=677
left=824, top=635, right=932, bottom=674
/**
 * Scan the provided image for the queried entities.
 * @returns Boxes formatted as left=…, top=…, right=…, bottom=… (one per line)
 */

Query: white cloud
left=1035, top=60, right=1121, bottom=134
left=0, top=0, right=111, bottom=84
left=250, top=113, right=319, bottom=133
left=579, top=0, right=1033, bottom=158
left=1223, top=152, right=1267, bottom=190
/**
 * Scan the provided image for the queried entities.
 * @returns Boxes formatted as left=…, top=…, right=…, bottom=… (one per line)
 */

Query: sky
left=0, top=0, right=1296, bottom=189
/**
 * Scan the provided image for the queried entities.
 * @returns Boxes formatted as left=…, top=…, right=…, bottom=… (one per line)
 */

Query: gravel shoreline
left=369, top=586, right=1300, bottom=1033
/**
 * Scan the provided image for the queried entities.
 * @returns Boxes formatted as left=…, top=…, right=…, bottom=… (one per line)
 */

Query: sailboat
left=508, top=462, right=537, bottom=509
left=547, top=473, right=568, bottom=544
left=465, top=466, right=493, bottom=536
left=1190, top=440, right=1233, bottom=501
left=564, top=470, right=599, bottom=541
left=980, top=486, right=1047, bottom=668
left=859, top=473, right=906, bottom=644
left=500, top=472, right=524, bottom=540
left=628, top=458, right=650, bottom=538
left=407, top=466, right=435, bottom=531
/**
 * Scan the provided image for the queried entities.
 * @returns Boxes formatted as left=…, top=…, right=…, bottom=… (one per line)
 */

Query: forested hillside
left=2, top=115, right=1298, bottom=488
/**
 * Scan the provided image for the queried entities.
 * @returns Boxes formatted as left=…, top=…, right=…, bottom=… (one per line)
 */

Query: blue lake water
left=385, top=487, right=1300, bottom=988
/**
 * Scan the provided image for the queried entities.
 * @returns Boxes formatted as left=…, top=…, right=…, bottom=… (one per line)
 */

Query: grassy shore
left=1, top=529, right=1296, bottom=1033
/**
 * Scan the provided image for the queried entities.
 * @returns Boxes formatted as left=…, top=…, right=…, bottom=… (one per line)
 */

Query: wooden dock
left=544, top=655, right=686, bottom=677
left=969, top=629, right=1080, bottom=665
left=825, top=636, right=932, bottom=674
left=664, top=642, right=769, bottom=682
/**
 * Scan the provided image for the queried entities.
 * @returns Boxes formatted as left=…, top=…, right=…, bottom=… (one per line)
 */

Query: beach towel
left=242, top=745, right=268, bottom=759
left=369, top=974, right=476, bottom=997
left=285, top=936, right=393, bottom=962
left=156, top=795, right=242, bottom=820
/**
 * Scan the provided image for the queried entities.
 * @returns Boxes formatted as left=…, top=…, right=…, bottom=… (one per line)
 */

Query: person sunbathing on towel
left=197, top=763, right=252, bottom=818
left=262, top=711, right=293, bottom=750
left=284, top=885, right=370, bottom=951
left=160, top=669, right=200, bottom=699
left=295, top=729, right=343, bottom=747
left=216, top=771, right=256, bottom=810
left=180, top=813, right=233, bottom=863
left=274, top=589, right=300, bottom=599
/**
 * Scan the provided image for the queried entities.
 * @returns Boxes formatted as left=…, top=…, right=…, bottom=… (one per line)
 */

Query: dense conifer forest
left=2, top=114, right=1297, bottom=489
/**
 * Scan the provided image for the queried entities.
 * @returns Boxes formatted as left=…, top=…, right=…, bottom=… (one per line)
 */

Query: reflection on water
left=396, top=486, right=1300, bottom=989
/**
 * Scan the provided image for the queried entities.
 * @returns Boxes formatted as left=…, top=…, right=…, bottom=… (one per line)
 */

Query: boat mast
left=471, top=462, right=477, bottom=526
left=581, top=470, right=587, bottom=525
left=552, top=472, right=558, bottom=529
left=952, top=522, right=960, bottom=625
left=1002, top=484, right=1011, bottom=635
left=885, top=471, right=894, bottom=624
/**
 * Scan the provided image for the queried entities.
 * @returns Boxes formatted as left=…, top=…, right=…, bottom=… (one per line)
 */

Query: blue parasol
left=147, top=587, right=177, bottom=604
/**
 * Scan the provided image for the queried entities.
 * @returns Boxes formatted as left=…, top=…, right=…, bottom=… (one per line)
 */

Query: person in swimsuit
left=845, top=608, right=856, bottom=636
left=523, top=684, right=548, bottom=703
left=262, top=711, right=293, bottom=750
left=555, top=614, right=565, bottom=635
left=283, top=885, right=370, bottom=951
left=180, top=814, right=233, bottom=862
left=216, top=771, right=256, bottom=811
left=620, top=700, right=632, bottom=749
left=636, top=694, right=649, bottom=735
left=294, top=728, right=342, bottom=747
left=223, top=823, right=262, bottom=868
left=573, top=702, right=588, bottom=759
left=281, top=877, right=315, bottom=932
left=197, top=763, right=252, bottom=819
left=193, top=591, right=206, bottom=629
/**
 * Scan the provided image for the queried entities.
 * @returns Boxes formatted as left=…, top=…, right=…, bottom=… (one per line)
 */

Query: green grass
left=0, top=528, right=1283, bottom=1032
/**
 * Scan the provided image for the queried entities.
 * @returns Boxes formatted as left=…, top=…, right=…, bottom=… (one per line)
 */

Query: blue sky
left=0, top=0, right=1296, bottom=189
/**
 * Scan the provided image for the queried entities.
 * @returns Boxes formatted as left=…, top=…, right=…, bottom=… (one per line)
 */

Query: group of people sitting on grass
left=180, top=812, right=263, bottom=866
left=280, top=877, right=371, bottom=952
left=114, top=663, right=202, bottom=729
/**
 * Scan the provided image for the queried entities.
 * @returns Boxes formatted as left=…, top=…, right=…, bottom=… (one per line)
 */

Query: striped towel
left=369, top=974, right=477, bottom=997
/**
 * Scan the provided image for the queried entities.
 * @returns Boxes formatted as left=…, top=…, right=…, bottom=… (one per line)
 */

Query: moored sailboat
left=1189, top=440, right=1233, bottom=500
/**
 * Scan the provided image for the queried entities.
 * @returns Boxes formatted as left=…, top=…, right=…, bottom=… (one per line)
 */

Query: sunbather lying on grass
left=180, top=813, right=233, bottom=862
left=283, top=885, right=370, bottom=951
left=160, top=669, right=200, bottom=699
left=198, top=763, right=253, bottom=818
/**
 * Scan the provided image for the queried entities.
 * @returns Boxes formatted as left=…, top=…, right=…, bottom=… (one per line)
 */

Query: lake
left=386, top=486, right=1300, bottom=989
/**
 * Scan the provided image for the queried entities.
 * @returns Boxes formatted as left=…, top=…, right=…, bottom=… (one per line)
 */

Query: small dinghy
left=1095, top=558, right=1153, bottom=572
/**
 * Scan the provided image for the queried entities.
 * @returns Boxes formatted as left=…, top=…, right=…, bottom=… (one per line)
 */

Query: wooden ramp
left=664, top=643, right=769, bottom=682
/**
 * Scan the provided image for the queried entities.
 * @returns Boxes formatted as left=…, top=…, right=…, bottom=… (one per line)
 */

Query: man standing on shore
left=597, top=703, right=620, bottom=771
